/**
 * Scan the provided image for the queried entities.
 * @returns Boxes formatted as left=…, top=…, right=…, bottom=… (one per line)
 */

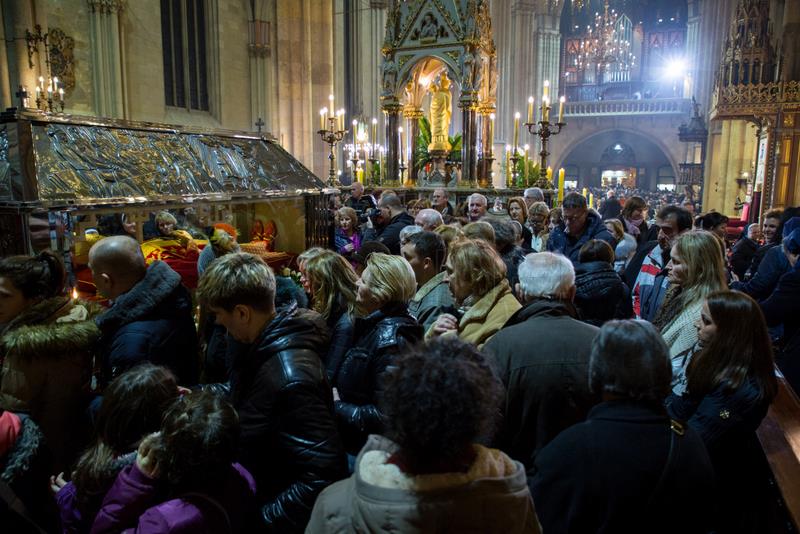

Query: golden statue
left=428, top=73, right=452, bottom=152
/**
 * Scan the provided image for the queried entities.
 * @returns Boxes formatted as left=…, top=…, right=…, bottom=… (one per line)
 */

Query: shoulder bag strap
left=645, top=419, right=685, bottom=512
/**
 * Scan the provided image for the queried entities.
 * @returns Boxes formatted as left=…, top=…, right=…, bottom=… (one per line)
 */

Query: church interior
left=1, top=0, right=800, bottom=532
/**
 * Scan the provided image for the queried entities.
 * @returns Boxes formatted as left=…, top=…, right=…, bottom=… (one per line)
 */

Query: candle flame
left=514, top=112, right=521, bottom=119
left=560, top=96, right=566, bottom=103
left=372, top=117, right=378, bottom=124
left=490, top=113, right=495, bottom=120
left=528, top=96, right=534, bottom=103
left=71, top=287, right=78, bottom=300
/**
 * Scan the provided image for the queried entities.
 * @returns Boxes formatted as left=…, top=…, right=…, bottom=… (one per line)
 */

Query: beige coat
left=455, top=280, right=522, bottom=349
left=306, top=435, right=541, bottom=534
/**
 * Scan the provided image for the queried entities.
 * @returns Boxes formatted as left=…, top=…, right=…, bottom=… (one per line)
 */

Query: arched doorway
left=556, top=129, right=678, bottom=191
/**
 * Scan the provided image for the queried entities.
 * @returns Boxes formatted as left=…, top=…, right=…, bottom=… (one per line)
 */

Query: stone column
left=403, top=107, right=422, bottom=185
left=353, top=1, right=387, bottom=118
left=248, top=1, right=272, bottom=134
left=3, top=1, right=40, bottom=100
left=782, top=0, right=800, bottom=81
left=383, top=101, right=401, bottom=183
left=87, top=0, right=126, bottom=118
left=460, top=99, right=478, bottom=186
left=478, top=105, right=496, bottom=188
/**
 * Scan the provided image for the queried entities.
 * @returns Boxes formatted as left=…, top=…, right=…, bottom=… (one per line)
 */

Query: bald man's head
left=88, top=235, right=147, bottom=299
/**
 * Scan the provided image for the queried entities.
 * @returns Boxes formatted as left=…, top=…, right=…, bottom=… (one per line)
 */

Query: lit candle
left=39, top=76, right=44, bottom=91
left=352, top=119, right=358, bottom=149
left=329, top=94, right=335, bottom=119
left=371, top=118, right=378, bottom=158
left=489, top=113, right=495, bottom=156
left=527, top=96, right=534, bottom=124
left=542, top=97, right=550, bottom=123
left=582, top=187, right=588, bottom=198
left=71, top=287, right=78, bottom=300
left=35, top=86, right=41, bottom=99
left=558, top=96, right=565, bottom=124
left=589, top=193, right=595, bottom=209
left=320, top=108, right=327, bottom=131
left=546, top=166, right=553, bottom=182
left=58, top=88, right=64, bottom=102
left=513, top=112, right=520, bottom=152
left=558, top=168, right=565, bottom=203
left=523, top=144, right=530, bottom=181
left=543, top=79, right=550, bottom=101
left=53, top=77, right=59, bottom=92
left=338, top=109, right=345, bottom=132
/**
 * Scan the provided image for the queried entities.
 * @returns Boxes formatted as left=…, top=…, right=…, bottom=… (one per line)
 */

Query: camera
left=359, top=207, right=381, bottom=224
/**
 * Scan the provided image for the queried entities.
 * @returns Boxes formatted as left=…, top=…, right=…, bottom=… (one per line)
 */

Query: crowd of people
left=0, top=181, right=797, bottom=533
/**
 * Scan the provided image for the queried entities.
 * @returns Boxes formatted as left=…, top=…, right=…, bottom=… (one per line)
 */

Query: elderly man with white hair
left=414, top=208, right=444, bottom=231
left=484, top=252, right=600, bottom=468
left=467, top=193, right=488, bottom=222
left=523, top=188, right=544, bottom=209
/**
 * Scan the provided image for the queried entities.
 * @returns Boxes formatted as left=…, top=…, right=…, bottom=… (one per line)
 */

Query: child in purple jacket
left=90, top=391, right=257, bottom=534
left=54, top=364, right=180, bottom=534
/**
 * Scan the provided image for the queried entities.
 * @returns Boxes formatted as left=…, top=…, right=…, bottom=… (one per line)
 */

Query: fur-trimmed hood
left=1, top=297, right=101, bottom=361
left=95, top=260, right=184, bottom=332
left=1, top=414, right=44, bottom=485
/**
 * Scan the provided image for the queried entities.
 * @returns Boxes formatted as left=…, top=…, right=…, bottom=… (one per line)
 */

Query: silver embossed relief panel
left=30, top=123, right=323, bottom=202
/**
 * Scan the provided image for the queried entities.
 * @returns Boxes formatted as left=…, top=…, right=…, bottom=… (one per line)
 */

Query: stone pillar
left=87, top=0, right=126, bottom=118
left=353, top=1, right=387, bottom=118
left=4, top=1, right=40, bottom=100
left=478, top=105, right=496, bottom=188
left=460, top=100, right=478, bottom=186
left=384, top=101, right=401, bottom=183
left=248, top=1, right=272, bottom=134
left=685, top=0, right=700, bottom=97
left=403, top=107, right=422, bottom=184
left=782, top=0, right=800, bottom=82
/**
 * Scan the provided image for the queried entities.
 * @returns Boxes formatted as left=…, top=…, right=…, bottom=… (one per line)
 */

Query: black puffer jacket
left=95, top=261, right=198, bottom=385
left=332, top=303, right=423, bottom=454
left=574, top=260, right=630, bottom=325
left=226, top=305, right=347, bottom=533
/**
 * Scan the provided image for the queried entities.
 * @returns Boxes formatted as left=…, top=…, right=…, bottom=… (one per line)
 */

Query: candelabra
left=524, top=97, right=566, bottom=189
left=318, top=115, right=347, bottom=187
left=510, top=152, right=522, bottom=188
left=26, top=25, right=67, bottom=113
left=398, top=160, right=408, bottom=184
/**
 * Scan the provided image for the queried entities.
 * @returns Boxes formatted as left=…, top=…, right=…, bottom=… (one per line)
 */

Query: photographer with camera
left=363, top=193, right=415, bottom=255
left=346, top=182, right=376, bottom=214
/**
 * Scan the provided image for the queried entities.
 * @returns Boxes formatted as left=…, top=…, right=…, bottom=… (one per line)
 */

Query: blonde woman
left=429, top=238, right=521, bottom=349
left=653, top=230, right=728, bottom=358
left=528, top=202, right=551, bottom=252
left=333, top=253, right=423, bottom=454
left=304, top=250, right=359, bottom=380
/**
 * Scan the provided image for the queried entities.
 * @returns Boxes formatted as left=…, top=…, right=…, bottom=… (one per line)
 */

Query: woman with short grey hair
left=530, top=320, right=716, bottom=533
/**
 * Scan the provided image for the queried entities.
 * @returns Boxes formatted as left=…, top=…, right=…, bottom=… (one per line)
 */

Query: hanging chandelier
left=574, top=0, right=635, bottom=75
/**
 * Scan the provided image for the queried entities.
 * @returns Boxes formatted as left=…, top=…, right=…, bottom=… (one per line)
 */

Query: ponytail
left=0, top=250, right=66, bottom=299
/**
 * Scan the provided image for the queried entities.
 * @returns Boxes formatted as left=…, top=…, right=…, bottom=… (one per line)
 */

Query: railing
left=757, top=378, right=800, bottom=530
left=565, top=98, right=693, bottom=117
left=712, top=81, right=800, bottom=119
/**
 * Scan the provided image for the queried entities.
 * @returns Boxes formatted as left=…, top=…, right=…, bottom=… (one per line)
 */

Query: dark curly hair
left=0, top=250, right=66, bottom=299
left=151, top=390, right=239, bottom=491
left=380, top=337, right=503, bottom=473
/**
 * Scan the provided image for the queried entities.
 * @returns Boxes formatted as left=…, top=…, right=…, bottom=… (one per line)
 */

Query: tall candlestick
left=527, top=96, right=534, bottom=124
left=329, top=94, right=335, bottom=119
left=371, top=118, right=377, bottom=158
left=558, top=168, right=565, bottom=203
left=543, top=80, right=550, bottom=101
left=489, top=113, right=495, bottom=156
left=558, top=96, right=565, bottom=124
left=398, top=126, right=404, bottom=165
left=505, top=145, right=511, bottom=184
left=513, top=112, right=520, bottom=152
